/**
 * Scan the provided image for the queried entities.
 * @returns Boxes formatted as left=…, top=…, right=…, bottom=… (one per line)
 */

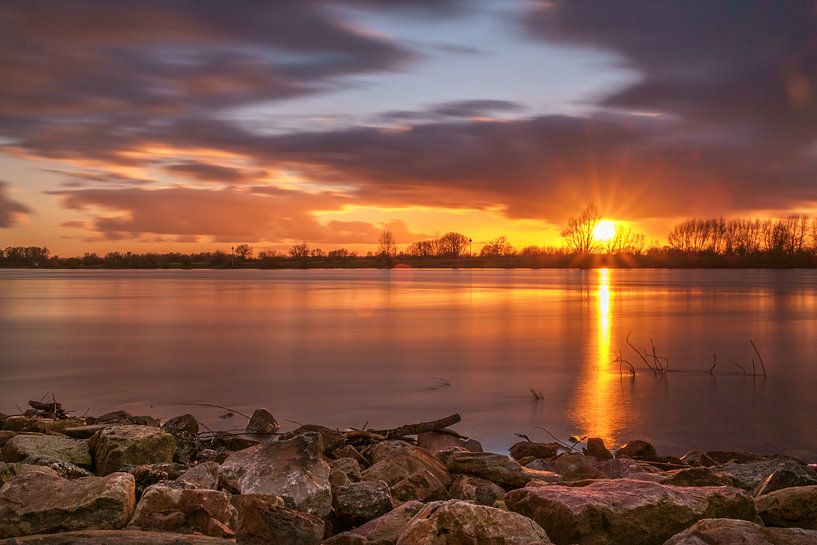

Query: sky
left=1, top=0, right=817, bottom=255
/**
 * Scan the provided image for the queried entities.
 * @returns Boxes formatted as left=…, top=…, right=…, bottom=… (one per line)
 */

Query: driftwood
left=371, top=413, right=461, bottom=439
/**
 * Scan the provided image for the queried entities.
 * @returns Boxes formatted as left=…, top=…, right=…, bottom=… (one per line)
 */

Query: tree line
left=3, top=208, right=817, bottom=268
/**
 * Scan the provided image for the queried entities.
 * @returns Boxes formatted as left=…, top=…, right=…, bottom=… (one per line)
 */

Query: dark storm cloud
left=164, top=162, right=265, bottom=185
left=0, top=181, right=30, bottom=228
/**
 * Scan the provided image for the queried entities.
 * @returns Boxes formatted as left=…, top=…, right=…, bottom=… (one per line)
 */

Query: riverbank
left=2, top=402, right=817, bottom=544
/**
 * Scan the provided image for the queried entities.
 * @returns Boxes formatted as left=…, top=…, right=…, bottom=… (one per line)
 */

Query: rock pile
left=2, top=408, right=817, bottom=545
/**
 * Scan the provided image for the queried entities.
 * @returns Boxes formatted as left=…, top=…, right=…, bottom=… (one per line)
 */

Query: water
left=1, top=268, right=816, bottom=460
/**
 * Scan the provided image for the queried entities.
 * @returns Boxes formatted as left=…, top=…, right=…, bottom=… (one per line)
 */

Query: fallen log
left=371, top=413, right=461, bottom=439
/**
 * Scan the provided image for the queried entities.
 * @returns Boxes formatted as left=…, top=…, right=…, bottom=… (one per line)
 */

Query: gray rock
left=661, top=467, right=739, bottom=488
left=663, top=518, right=817, bottom=545
left=90, top=425, right=176, bottom=476
left=334, top=480, right=394, bottom=524
left=755, top=469, right=817, bottom=496
left=586, top=438, right=613, bottom=461
left=506, top=478, right=757, bottom=545
left=2, top=434, right=91, bottom=468
left=21, top=455, right=94, bottom=479
left=323, top=501, right=424, bottom=545
left=756, top=485, right=817, bottom=530
left=219, top=432, right=332, bottom=518
left=616, top=439, right=658, bottom=461
left=509, top=441, right=560, bottom=461
left=714, top=458, right=817, bottom=491
left=0, top=472, right=136, bottom=538
left=162, top=415, right=200, bottom=464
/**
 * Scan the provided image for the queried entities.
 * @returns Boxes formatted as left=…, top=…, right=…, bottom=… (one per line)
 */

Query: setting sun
left=593, top=219, right=617, bottom=243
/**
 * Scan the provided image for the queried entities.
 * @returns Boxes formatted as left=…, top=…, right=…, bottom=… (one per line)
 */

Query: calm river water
left=1, top=268, right=816, bottom=460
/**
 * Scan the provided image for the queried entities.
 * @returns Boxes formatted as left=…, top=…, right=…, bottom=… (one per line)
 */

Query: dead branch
left=729, top=360, right=747, bottom=375
left=371, top=413, right=461, bottom=439
left=529, top=388, right=544, bottom=400
left=710, top=353, right=717, bottom=374
left=749, top=339, right=767, bottom=376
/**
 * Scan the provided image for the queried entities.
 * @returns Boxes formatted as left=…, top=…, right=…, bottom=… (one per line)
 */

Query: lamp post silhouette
left=231, top=246, right=235, bottom=268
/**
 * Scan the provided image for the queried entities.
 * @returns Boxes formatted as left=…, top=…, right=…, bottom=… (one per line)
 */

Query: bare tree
left=480, top=236, right=515, bottom=256
left=561, top=204, right=601, bottom=254
left=377, top=229, right=397, bottom=256
left=436, top=232, right=470, bottom=257
left=289, top=243, right=309, bottom=258
left=234, top=244, right=253, bottom=260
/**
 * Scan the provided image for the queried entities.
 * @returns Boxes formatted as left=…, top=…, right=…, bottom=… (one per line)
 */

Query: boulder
left=278, top=425, right=344, bottom=454
left=552, top=453, right=603, bottom=482
left=586, top=438, right=613, bottom=461
left=177, top=461, right=220, bottom=489
left=681, top=450, right=764, bottom=466
left=416, top=431, right=482, bottom=454
left=333, top=480, right=394, bottom=524
left=663, top=518, right=817, bottom=545
left=21, top=455, right=94, bottom=479
left=0, top=472, right=136, bottom=538
left=0, top=462, right=59, bottom=484
left=445, top=451, right=560, bottom=488
left=713, top=458, right=817, bottom=491
left=662, top=467, right=739, bottom=488
left=395, top=500, right=551, bottom=545
left=449, top=474, right=505, bottom=506
left=505, top=478, right=756, bottom=545
left=756, top=485, right=817, bottom=530
left=219, top=432, right=332, bottom=518
left=162, top=414, right=200, bottom=464
left=90, top=425, right=176, bottom=476
left=0, top=530, right=238, bottom=544
left=119, top=463, right=189, bottom=498
left=62, top=425, right=110, bottom=440
left=235, top=495, right=324, bottom=545
left=756, top=469, right=817, bottom=496
left=616, top=440, right=658, bottom=461
left=330, top=457, right=362, bottom=488
left=366, top=441, right=422, bottom=464
left=509, top=441, right=560, bottom=461
left=594, top=458, right=656, bottom=479
left=323, top=501, right=424, bottom=545
left=362, top=447, right=451, bottom=503
left=2, top=434, right=91, bottom=468
left=246, top=409, right=280, bottom=434
left=127, top=483, right=236, bottom=537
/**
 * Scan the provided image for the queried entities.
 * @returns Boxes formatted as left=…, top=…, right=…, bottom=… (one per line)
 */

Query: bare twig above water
left=750, top=339, right=767, bottom=376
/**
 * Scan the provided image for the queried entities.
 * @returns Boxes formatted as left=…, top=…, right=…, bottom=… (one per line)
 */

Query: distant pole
left=469, top=238, right=473, bottom=257
left=231, top=246, right=234, bottom=268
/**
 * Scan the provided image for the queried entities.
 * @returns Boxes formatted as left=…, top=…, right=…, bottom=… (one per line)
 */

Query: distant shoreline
left=3, top=254, right=817, bottom=270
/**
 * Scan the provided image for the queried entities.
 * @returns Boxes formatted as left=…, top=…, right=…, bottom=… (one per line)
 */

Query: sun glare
left=593, top=220, right=617, bottom=243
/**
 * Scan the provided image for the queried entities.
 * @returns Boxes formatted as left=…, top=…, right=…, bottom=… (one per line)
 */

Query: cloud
left=0, top=182, right=30, bottom=228
left=50, top=186, right=428, bottom=244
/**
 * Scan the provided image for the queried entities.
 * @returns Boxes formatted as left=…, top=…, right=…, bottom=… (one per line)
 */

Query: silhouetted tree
left=480, top=236, right=515, bottom=256
left=436, top=232, right=469, bottom=257
left=561, top=204, right=601, bottom=254
left=234, top=244, right=253, bottom=260
left=377, top=230, right=397, bottom=256
left=289, top=243, right=309, bottom=258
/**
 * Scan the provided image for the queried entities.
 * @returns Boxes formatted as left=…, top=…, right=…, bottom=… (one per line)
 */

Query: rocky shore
left=2, top=401, right=817, bottom=545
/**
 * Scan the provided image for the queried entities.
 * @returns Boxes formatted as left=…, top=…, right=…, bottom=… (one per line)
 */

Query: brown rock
left=246, top=409, right=280, bottom=434
left=552, top=453, right=603, bottom=482
left=90, top=425, right=176, bottom=476
left=664, top=518, right=817, bottom=545
left=445, top=451, right=560, bottom=488
left=594, top=458, right=656, bottom=479
left=0, top=472, right=136, bottom=538
left=162, top=415, right=200, bottom=464
left=96, top=411, right=158, bottom=427
left=17, top=455, right=94, bottom=480
left=1, top=417, right=85, bottom=434
left=0, top=529, right=239, bottom=544
left=127, top=483, right=236, bottom=537
left=361, top=446, right=451, bottom=503
left=365, top=441, right=421, bottom=464
left=62, top=425, right=110, bottom=440
left=119, top=463, right=189, bottom=498
left=616, top=439, right=658, bottom=461
left=416, top=431, right=482, bottom=454
left=449, top=474, right=505, bottom=505
left=586, top=438, right=613, bottom=461
left=509, top=441, right=560, bottom=461
left=279, top=425, right=344, bottom=454
left=714, top=458, right=817, bottom=491
left=505, top=478, right=756, bottom=545
left=323, top=501, right=424, bottom=545
left=756, top=485, right=817, bottom=530
left=176, top=462, right=219, bottom=489
left=330, top=457, right=362, bottom=487
left=236, top=495, right=324, bottom=545
left=662, top=466, right=739, bottom=488
left=395, top=500, right=551, bottom=545
left=162, top=414, right=199, bottom=436
left=219, top=432, right=332, bottom=518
